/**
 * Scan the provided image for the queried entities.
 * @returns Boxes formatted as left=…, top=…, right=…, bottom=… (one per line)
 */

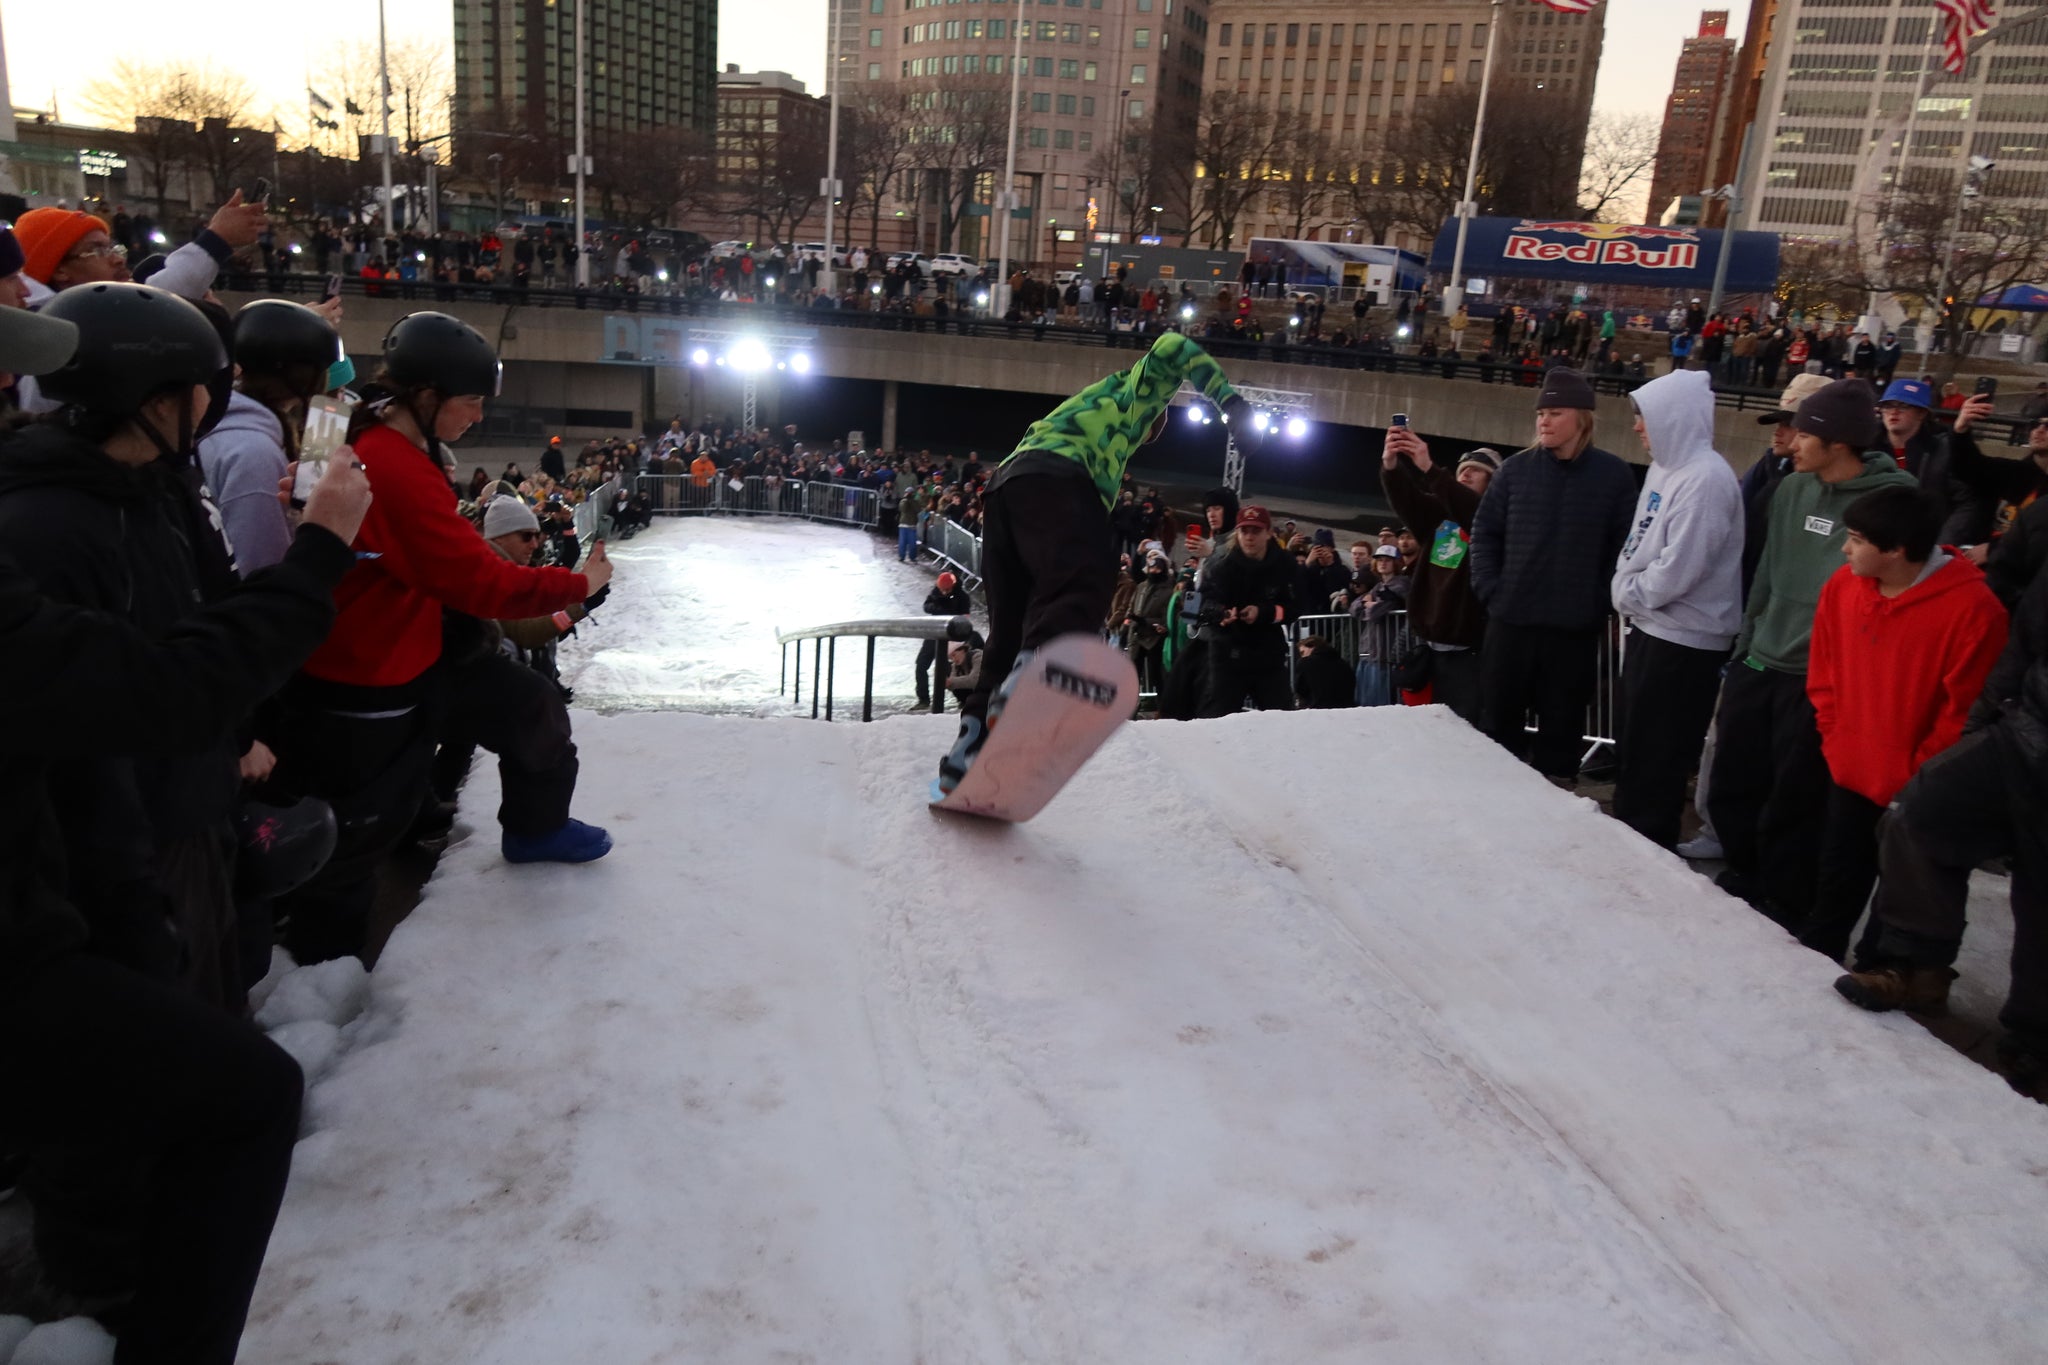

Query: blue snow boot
left=503, top=818, right=614, bottom=864
left=989, top=648, right=1035, bottom=722
left=937, top=715, right=989, bottom=795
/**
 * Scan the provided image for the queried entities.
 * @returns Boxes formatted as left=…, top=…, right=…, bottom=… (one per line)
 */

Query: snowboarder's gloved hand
left=584, top=583, right=612, bottom=612
left=1221, top=395, right=1266, bottom=454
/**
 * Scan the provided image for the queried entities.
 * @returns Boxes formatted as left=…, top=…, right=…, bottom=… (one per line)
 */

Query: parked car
left=1053, top=269, right=1082, bottom=288
left=708, top=240, right=750, bottom=260
left=792, top=242, right=851, bottom=268
left=886, top=251, right=933, bottom=277
left=928, top=252, right=978, bottom=279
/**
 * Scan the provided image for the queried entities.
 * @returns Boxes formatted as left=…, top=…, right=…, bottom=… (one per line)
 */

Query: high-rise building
left=1201, top=0, right=1604, bottom=251
left=1703, top=0, right=1778, bottom=226
left=452, top=0, right=718, bottom=142
left=850, top=0, right=1213, bottom=263
left=1646, top=12, right=1738, bottom=223
left=1739, top=0, right=2048, bottom=239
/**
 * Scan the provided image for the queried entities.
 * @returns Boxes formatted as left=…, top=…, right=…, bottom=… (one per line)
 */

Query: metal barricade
left=636, top=472, right=886, bottom=529
left=571, top=477, right=622, bottom=544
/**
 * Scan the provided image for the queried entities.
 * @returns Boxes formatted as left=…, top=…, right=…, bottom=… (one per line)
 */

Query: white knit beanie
left=482, top=496, right=541, bottom=538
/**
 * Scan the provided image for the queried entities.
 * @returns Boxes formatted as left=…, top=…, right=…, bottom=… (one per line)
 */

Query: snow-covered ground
left=211, top=518, right=2048, bottom=1363
left=236, top=707, right=2048, bottom=1363
left=554, top=517, right=957, bottom=715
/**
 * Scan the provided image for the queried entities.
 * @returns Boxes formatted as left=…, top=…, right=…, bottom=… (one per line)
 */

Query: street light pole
left=1443, top=0, right=1503, bottom=318
left=1106, top=89, right=1131, bottom=251
left=994, top=0, right=1029, bottom=317
left=377, top=0, right=395, bottom=241
left=823, top=1, right=842, bottom=297
left=574, top=0, right=589, bottom=286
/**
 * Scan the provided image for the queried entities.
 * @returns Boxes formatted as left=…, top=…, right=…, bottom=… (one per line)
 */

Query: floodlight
left=690, top=347, right=711, bottom=366
left=789, top=352, right=813, bottom=373
left=1285, top=416, right=1309, bottom=439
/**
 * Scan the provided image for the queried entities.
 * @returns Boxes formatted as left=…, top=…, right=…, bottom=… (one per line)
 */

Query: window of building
left=1286, top=23, right=1299, bottom=44
left=1468, top=60, right=1482, bottom=82
left=1058, top=92, right=1077, bottom=112
left=1281, top=58, right=1294, bottom=77
left=1030, top=126, right=1048, bottom=146
left=1062, top=22, right=1079, bottom=39
left=1080, top=131, right=1093, bottom=149
left=1084, top=60, right=1098, bottom=78
left=1303, top=59, right=1316, bottom=79
left=1398, top=23, right=1413, bottom=45
left=1264, top=23, right=1276, bottom=46
left=1348, top=60, right=1361, bottom=81
left=1260, top=56, right=1273, bottom=77
left=1218, top=21, right=1230, bottom=43
left=868, top=61, right=882, bottom=78
left=1395, top=59, right=1408, bottom=80
left=1130, top=63, right=1146, bottom=82
left=1372, top=58, right=1386, bottom=80
left=1445, top=24, right=1460, bottom=47
left=942, top=54, right=958, bottom=71
left=1322, top=93, right=1335, bottom=114
left=1471, top=23, right=1486, bottom=48
left=1129, top=98, right=1144, bottom=118
left=1034, top=55, right=1053, bottom=74
left=965, top=53, right=981, bottom=70
left=1039, top=21, right=1056, bottom=37
left=1366, top=94, right=1379, bottom=115
left=1055, top=128, right=1074, bottom=147
left=1032, top=91, right=1051, bottom=111
left=945, top=19, right=959, bottom=37
left=1088, top=24, right=1099, bottom=42
left=1307, top=23, right=1320, bottom=46
left=988, top=18, right=1003, bottom=36
left=1060, top=57, right=1078, bottom=76
left=966, top=17, right=981, bottom=34
left=869, top=27, right=882, bottom=44
left=1134, top=26, right=1149, bottom=46
left=1423, top=24, right=1437, bottom=47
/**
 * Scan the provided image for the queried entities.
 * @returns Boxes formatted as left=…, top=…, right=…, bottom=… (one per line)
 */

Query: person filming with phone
left=1379, top=410, right=1499, bottom=724
left=270, top=312, right=617, bottom=967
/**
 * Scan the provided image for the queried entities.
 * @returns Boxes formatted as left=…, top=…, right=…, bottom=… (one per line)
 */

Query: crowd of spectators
left=0, top=199, right=625, bottom=1357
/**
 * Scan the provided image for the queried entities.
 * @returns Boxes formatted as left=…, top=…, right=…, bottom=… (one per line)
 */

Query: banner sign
left=1427, top=217, right=1780, bottom=293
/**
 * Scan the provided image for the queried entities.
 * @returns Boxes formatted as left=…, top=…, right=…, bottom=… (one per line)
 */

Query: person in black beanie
left=1469, top=368, right=1637, bottom=784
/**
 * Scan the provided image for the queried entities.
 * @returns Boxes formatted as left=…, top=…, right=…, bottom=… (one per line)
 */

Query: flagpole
left=574, top=0, right=589, bottom=287
left=1443, top=0, right=1504, bottom=318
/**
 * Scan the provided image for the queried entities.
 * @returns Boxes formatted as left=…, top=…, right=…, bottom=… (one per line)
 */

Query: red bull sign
left=1502, top=221, right=1701, bottom=272
left=1428, top=215, right=1779, bottom=293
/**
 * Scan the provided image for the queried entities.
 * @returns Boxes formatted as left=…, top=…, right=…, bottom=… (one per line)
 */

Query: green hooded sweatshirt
left=1738, top=450, right=1919, bottom=673
left=998, top=331, right=1240, bottom=511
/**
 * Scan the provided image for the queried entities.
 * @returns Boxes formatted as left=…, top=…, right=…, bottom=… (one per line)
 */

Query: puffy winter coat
left=1470, top=437, right=1636, bottom=631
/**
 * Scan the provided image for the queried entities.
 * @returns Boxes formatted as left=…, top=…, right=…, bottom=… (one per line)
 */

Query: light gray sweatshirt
left=197, top=391, right=294, bottom=575
left=1611, top=368, right=1744, bottom=652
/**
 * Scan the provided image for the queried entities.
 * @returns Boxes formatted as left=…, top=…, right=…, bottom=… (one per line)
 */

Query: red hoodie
left=1806, top=552, right=2009, bottom=806
left=302, top=423, right=591, bottom=688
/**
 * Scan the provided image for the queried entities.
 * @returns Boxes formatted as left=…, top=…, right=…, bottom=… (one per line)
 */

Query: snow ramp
left=244, top=707, right=2048, bottom=1364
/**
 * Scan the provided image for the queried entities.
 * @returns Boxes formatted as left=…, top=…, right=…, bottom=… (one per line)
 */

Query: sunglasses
left=514, top=530, right=543, bottom=542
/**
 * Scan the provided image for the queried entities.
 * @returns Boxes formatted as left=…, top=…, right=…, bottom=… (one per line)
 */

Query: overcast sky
left=5, top=0, right=1740, bottom=145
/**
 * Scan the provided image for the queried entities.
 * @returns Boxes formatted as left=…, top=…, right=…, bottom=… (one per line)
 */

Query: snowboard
left=928, top=633, right=1139, bottom=823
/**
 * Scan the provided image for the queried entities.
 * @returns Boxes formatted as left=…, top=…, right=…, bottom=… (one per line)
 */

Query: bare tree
left=1872, top=172, right=2048, bottom=370
left=81, top=61, right=265, bottom=218
left=842, top=90, right=917, bottom=251
left=1577, top=112, right=1661, bottom=223
left=1395, top=86, right=1584, bottom=226
left=591, top=125, right=715, bottom=227
left=1772, top=238, right=1868, bottom=323
left=1187, top=90, right=1286, bottom=250
left=1264, top=125, right=1342, bottom=240
left=1087, top=113, right=1179, bottom=242
left=902, top=78, right=1011, bottom=254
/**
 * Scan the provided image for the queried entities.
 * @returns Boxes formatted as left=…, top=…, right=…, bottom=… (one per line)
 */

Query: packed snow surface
left=554, top=516, right=952, bottom=714
left=244, top=706, right=2048, bottom=1362
left=232, top=515, right=2048, bottom=1363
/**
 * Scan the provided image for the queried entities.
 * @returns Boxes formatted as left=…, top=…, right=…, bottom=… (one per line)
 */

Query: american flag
left=1534, top=0, right=1598, bottom=12
left=1934, top=0, right=1996, bottom=74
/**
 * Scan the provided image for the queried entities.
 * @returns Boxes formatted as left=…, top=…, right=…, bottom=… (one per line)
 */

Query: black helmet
left=234, top=796, right=339, bottom=900
left=38, top=282, right=227, bottom=418
left=382, top=311, right=501, bottom=398
left=233, top=299, right=342, bottom=395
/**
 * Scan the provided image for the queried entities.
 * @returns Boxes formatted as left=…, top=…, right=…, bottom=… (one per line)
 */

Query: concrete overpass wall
left=219, top=291, right=1774, bottom=470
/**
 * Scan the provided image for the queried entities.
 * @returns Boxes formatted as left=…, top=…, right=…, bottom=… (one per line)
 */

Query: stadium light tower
left=686, top=326, right=819, bottom=431
left=1178, top=383, right=1313, bottom=494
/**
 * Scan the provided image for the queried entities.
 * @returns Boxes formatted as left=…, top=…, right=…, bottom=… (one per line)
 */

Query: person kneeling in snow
left=938, top=331, right=1260, bottom=790
left=427, top=493, right=611, bottom=863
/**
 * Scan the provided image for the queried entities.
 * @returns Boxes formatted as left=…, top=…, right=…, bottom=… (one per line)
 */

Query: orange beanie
left=15, top=208, right=109, bottom=284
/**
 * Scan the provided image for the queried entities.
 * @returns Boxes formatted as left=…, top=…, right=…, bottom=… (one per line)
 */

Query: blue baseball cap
left=1880, top=378, right=1934, bottom=410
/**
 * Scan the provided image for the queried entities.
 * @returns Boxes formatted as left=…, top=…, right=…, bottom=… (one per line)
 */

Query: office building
left=1703, top=0, right=1777, bottom=225
left=1740, top=0, right=2048, bottom=238
left=853, top=0, right=1214, bottom=263
left=452, top=0, right=719, bottom=141
left=1647, top=12, right=1737, bottom=223
left=1202, top=0, right=1604, bottom=251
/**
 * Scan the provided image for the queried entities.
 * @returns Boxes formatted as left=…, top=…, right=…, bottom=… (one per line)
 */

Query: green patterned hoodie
left=998, top=332, right=1240, bottom=511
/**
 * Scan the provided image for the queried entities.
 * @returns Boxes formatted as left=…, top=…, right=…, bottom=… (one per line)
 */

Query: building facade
left=1704, top=0, right=1777, bottom=226
left=452, top=0, right=718, bottom=141
left=1739, top=0, right=2048, bottom=239
left=1646, top=11, right=1737, bottom=223
left=848, top=0, right=1213, bottom=265
left=1201, top=0, right=1604, bottom=251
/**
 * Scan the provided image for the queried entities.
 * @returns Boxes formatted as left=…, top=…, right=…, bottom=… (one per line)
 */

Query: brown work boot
left=1834, top=963, right=1958, bottom=1016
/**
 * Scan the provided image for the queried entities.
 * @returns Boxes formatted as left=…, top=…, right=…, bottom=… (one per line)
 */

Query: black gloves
left=584, top=583, right=611, bottom=612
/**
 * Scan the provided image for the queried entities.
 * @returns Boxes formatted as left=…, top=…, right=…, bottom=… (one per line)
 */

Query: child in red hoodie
left=1799, top=486, right=2008, bottom=960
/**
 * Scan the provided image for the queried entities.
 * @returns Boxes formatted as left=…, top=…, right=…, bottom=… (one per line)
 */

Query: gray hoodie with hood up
left=196, top=390, right=295, bottom=575
left=1611, top=368, right=1744, bottom=652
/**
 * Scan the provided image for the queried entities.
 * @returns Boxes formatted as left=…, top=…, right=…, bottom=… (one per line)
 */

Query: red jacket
left=303, top=424, right=591, bottom=688
left=1806, top=553, right=2009, bottom=805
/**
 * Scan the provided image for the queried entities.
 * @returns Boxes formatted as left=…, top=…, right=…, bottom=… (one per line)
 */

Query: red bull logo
left=1504, top=219, right=1701, bottom=271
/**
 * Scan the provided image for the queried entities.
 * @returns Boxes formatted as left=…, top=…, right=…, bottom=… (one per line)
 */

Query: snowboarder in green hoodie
left=938, top=331, right=1258, bottom=792
left=1706, top=376, right=1918, bottom=921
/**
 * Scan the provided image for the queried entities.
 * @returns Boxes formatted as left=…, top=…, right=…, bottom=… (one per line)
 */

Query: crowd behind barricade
left=0, top=200, right=628, bottom=1357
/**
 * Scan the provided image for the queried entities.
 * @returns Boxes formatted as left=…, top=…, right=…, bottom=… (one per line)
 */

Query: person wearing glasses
left=14, top=191, right=269, bottom=310
left=1945, top=393, right=2048, bottom=572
